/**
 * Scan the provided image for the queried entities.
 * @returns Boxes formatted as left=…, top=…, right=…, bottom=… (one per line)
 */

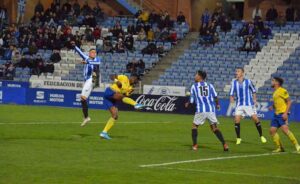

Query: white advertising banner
left=143, top=85, right=186, bottom=97
left=30, top=79, right=108, bottom=92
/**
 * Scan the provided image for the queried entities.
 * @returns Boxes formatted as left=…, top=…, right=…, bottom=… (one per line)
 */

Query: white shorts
left=235, top=106, right=257, bottom=117
left=193, top=112, right=219, bottom=126
left=81, top=78, right=93, bottom=98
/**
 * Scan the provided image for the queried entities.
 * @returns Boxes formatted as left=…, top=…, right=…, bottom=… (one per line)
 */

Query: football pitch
left=0, top=105, right=300, bottom=184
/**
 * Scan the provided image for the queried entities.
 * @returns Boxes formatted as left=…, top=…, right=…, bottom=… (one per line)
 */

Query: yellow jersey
left=110, top=75, right=133, bottom=96
left=273, top=87, right=289, bottom=115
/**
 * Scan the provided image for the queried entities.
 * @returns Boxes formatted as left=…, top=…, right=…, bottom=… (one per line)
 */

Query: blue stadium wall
left=1, top=81, right=300, bottom=122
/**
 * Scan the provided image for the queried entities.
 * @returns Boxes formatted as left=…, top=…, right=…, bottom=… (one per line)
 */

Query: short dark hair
left=273, top=77, right=284, bottom=86
left=236, top=67, right=244, bottom=72
left=197, top=70, right=207, bottom=80
left=89, top=48, right=96, bottom=52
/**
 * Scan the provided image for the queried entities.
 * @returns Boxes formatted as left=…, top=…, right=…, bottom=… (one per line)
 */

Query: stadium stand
left=152, top=21, right=300, bottom=101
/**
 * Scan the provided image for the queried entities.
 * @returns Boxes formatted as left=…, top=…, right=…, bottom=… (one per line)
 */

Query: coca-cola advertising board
left=118, top=94, right=195, bottom=114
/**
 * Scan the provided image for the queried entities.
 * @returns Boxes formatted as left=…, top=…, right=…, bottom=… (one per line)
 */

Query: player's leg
left=250, top=113, right=267, bottom=143
left=208, top=113, right=228, bottom=151
left=100, top=106, right=118, bottom=140
left=112, top=92, right=144, bottom=109
left=191, top=113, right=204, bottom=151
left=191, top=123, right=199, bottom=151
left=280, top=124, right=300, bottom=152
left=80, top=78, right=93, bottom=126
left=270, top=115, right=284, bottom=152
left=234, top=107, right=242, bottom=144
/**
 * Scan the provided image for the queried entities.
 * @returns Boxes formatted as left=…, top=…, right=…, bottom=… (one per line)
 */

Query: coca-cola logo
left=136, top=95, right=178, bottom=112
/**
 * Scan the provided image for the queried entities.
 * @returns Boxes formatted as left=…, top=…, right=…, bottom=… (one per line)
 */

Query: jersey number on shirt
left=199, top=86, right=208, bottom=96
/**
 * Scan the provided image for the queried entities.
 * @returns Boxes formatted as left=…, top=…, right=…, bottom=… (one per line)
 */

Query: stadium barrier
left=0, top=81, right=299, bottom=122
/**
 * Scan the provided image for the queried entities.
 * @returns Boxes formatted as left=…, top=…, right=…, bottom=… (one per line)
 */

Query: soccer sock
left=272, top=133, right=282, bottom=149
left=214, top=129, right=225, bottom=145
left=234, top=123, right=241, bottom=138
left=81, top=100, right=88, bottom=118
left=122, top=97, right=137, bottom=106
left=192, top=129, right=198, bottom=145
left=255, top=122, right=263, bottom=137
left=103, top=117, right=116, bottom=133
left=286, top=131, right=299, bottom=147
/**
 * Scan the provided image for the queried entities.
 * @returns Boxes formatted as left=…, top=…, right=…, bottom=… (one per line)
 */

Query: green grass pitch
left=0, top=104, right=300, bottom=184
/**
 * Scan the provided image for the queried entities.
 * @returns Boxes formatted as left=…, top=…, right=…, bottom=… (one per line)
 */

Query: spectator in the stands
left=124, top=33, right=134, bottom=51
left=5, top=62, right=15, bottom=80
left=50, top=49, right=61, bottom=63
left=275, top=12, right=286, bottom=27
left=126, top=59, right=137, bottom=74
left=286, top=6, right=295, bottom=22
left=136, top=59, right=145, bottom=76
left=177, top=11, right=186, bottom=24
left=147, top=28, right=154, bottom=41
left=3, top=45, right=14, bottom=60
left=201, top=8, right=210, bottom=26
left=103, top=38, right=113, bottom=53
left=73, top=0, right=81, bottom=16
left=0, top=7, right=8, bottom=29
left=93, top=26, right=101, bottom=40
left=228, top=4, right=241, bottom=20
left=137, top=28, right=146, bottom=41
left=252, top=4, right=262, bottom=22
left=220, top=18, right=232, bottom=33
left=246, top=22, right=258, bottom=40
left=33, top=54, right=44, bottom=75
left=0, top=35, right=3, bottom=47
left=35, top=0, right=44, bottom=13
left=142, top=42, right=157, bottom=55
left=27, top=42, right=38, bottom=55
left=138, top=10, right=149, bottom=23
left=127, top=23, right=136, bottom=34
left=11, top=50, right=21, bottom=65
left=81, top=1, right=92, bottom=16
left=199, top=23, right=209, bottom=36
left=261, top=24, right=272, bottom=39
left=168, top=29, right=177, bottom=43
left=115, top=38, right=125, bottom=53
left=93, top=1, right=104, bottom=19
left=266, top=4, right=278, bottom=21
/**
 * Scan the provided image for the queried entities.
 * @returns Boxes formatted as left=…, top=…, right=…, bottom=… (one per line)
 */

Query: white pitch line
left=161, top=167, right=300, bottom=182
left=0, top=121, right=171, bottom=125
left=139, top=152, right=287, bottom=168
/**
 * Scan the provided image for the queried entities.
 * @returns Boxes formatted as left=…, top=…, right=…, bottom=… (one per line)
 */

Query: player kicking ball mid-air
left=269, top=77, right=300, bottom=153
left=229, top=68, right=267, bottom=145
left=185, top=70, right=229, bottom=151
left=100, top=74, right=145, bottom=140
left=71, top=41, right=101, bottom=126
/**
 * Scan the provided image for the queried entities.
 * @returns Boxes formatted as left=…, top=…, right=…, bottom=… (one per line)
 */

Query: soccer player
left=100, top=74, right=144, bottom=140
left=72, top=42, right=101, bottom=126
left=185, top=70, right=229, bottom=151
left=269, top=77, right=300, bottom=153
left=229, top=68, right=267, bottom=145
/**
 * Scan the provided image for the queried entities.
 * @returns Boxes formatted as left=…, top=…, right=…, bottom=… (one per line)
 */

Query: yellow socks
left=287, top=131, right=299, bottom=147
left=103, top=117, right=116, bottom=133
left=122, top=97, right=137, bottom=106
left=272, top=133, right=282, bottom=149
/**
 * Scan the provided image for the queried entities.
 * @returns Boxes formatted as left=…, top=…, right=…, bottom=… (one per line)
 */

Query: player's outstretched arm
left=71, top=41, right=88, bottom=60
left=215, top=97, right=221, bottom=110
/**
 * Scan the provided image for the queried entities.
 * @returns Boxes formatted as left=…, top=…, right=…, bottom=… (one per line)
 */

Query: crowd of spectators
left=198, top=5, right=232, bottom=46
left=0, top=1, right=188, bottom=80
left=126, top=59, right=145, bottom=77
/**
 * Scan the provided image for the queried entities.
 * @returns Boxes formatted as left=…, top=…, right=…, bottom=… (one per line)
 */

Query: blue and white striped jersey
left=190, top=82, right=218, bottom=113
left=74, top=46, right=101, bottom=81
left=229, top=79, right=256, bottom=107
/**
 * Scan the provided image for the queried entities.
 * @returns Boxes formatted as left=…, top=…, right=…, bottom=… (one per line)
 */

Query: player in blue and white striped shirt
left=72, top=42, right=102, bottom=126
left=186, top=71, right=228, bottom=151
left=229, top=68, right=267, bottom=145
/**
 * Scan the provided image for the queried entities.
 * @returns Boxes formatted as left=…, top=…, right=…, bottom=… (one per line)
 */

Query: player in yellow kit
left=269, top=77, right=300, bottom=153
left=100, top=74, right=144, bottom=140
